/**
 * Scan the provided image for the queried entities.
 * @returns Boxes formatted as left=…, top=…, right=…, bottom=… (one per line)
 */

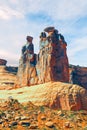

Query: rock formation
left=23, top=82, right=87, bottom=111
left=0, top=59, right=7, bottom=65
left=69, top=65, right=87, bottom=89
left=1, top=82, right=87, bottom=111
left=17, top=27, right=69, bottom=87
left=0, top=27, right=87, bottom=113
left=0, top=60, right=17, bottom=89
left=37, top=42, right=69, bottom=84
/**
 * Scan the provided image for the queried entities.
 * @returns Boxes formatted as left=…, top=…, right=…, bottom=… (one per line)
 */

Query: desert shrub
left=40, top=106, right=45, bottom=113
left=84, top=126, right=87, bottom=130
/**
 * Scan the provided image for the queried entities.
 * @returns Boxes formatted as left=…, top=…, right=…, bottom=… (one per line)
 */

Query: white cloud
left=0, top=5, right=24, bottom=20
left=0, top=49, right=19, bottom=65
left=24, top=0, right=87, bottom=20
left=9, top=0, right=18, bottom=4
left=1, top=0, right=87, bottom=21
left=68, top=37, right=87, bottom=57
left=67, top=36, right=87, bottom=66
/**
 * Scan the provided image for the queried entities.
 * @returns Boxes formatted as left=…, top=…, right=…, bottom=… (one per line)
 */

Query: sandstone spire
left=17, top=27, right=69, bottom=87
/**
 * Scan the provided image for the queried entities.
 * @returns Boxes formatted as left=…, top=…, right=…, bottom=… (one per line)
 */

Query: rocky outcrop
left=69, top=65, right=87, bottom=89
left=25, top=82, right=87, bottom=111
left=1, top=82, right=87, bottom=110
left=37, top=42, right=69, bottom=84
left=0, top=59, right=7, bottom=65
left=17, top=28, right=69, bottom=87
left=0, top=65, right=17, bottom=89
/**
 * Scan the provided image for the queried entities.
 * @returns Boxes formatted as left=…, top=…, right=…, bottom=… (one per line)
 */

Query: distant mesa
left=0, top=59, right=7, bottom=66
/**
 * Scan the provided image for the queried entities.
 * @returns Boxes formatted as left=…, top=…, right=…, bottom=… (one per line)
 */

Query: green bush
left=40, top=106, right=45, bottom=113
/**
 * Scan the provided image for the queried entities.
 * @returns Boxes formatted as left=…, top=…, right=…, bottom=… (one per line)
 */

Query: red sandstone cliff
left=69, top=65, right=87, bottom=89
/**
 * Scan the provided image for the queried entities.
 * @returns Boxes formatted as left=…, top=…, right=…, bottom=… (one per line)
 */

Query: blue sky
left=0, top=0, right=87, bottom=66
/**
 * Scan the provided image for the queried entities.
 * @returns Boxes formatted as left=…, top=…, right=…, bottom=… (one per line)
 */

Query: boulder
left=20, top=121, right=30, bottom=127
left=9, top=122, right=18, bottom=127
left=45, top=121, right=54, bottom=128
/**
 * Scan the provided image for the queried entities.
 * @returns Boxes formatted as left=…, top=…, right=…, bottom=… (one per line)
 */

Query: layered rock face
left=17, top=29, right=69, bottom=87
left=0, top=65, right=17, bottom=89
left=69, top=65, right=87, bottom=89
